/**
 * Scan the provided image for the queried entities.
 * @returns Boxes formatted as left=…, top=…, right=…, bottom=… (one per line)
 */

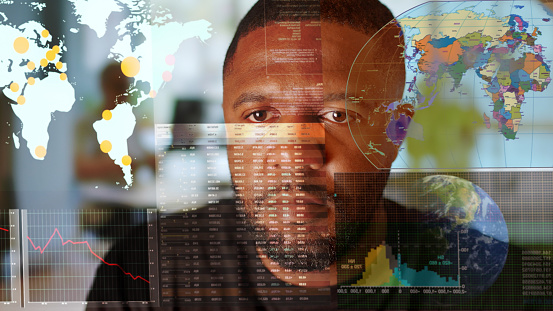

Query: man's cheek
left=324, top=136, right=378, bottom=174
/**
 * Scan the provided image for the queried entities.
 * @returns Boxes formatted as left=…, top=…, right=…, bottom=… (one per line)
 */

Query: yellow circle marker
left=45, top=50, right=55, bottom=61
left=60, top=73, right=67, bottom=81
left=35, top=146, right=47, bottom=158
left=40, top=58, right=48, bottom=67
left=121, top=57, right=140, bottom=77
left=41, top=29, right=49, bottom=38
left=27, top=61, right=35, bottom=70
left=102, top=110, right=112, bottom=120
left=121, top=155, right=132, bottom=166
left=100, top=140, right=112, bottom=153
left=149, top=90, right=157, bottom=98
left=17, top=95, right=25, bottom=105
left=10, top=83, right=19, bottom=92
left=13, top=37, right=29, bottom=54
left=55, top=61, right=63, bottom=70
left=52, top=45, right=60, bottom=54
left=27, top=77, right=35, bottom=85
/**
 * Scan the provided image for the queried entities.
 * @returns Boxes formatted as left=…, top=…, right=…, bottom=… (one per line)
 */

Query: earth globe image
left=346, top=1, right=552, bottom=170
left=414, top=175, right=509, bottom=297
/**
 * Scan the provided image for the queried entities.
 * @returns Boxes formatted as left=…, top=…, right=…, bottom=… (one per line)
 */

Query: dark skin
left=223, top=22, right=405, bottom=286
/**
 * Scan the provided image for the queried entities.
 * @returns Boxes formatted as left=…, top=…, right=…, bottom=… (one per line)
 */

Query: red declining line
left=0, top=228, right=8, bottom=232
left=27, top=228, right=149, bottom=283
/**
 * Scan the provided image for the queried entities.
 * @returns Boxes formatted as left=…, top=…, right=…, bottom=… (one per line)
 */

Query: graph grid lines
left=22, top=209, right=151, bottom=303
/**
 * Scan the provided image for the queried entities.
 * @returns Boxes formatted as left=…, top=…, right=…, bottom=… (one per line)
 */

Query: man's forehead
left=226, top=22, right=376, bottom=77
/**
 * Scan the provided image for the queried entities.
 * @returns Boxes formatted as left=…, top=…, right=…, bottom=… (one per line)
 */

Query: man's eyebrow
left=232, top=92, right=268, bottom=110
left=323, top=92, right=347, bottom=102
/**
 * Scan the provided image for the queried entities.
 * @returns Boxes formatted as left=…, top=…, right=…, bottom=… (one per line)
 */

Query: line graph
left=27, top=228, right=149, bottom=283
left=0, top=228, right=8, bottom=232
left=23, top=209, right=153, bottom=303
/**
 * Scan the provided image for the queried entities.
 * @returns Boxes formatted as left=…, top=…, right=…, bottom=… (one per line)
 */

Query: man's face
left=223, top=22, right=405, bottom=271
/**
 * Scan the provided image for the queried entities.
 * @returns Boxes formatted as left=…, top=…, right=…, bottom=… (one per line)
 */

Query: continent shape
left=415, top=35, right=464, bottom=74
left=92, top=7, right=212, bottom=187
left=109, top=18, right=212, bottom=107
left=401, top=8, right=550, bottom=142
left=0, top=22, right=51, bottom=88
left=0, top=21, right=73, bottom=160
left=11, top=72, right=75, bottom=160
left=401, top=10, right=509, bottom=44
left=93, top=103, right=136, bottom=188
left=68, top=0, right=123, bottom=38
left=393, top=1, right=553, bottom=168
left=1, top=0, right=214, bottom=187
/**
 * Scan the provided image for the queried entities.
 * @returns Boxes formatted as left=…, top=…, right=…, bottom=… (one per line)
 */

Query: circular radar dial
left=346, top=21, right=413, bottom=169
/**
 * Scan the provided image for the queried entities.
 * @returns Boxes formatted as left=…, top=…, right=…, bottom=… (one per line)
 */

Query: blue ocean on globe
left=417, top=175, right=509, bottom=297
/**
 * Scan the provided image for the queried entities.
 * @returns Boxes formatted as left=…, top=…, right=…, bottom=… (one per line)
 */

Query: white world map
left=1, top=0, right=212, bottom=188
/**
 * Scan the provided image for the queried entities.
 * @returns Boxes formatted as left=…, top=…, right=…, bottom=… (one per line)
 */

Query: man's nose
left=264, top=123, right=325, bottom=171
left=265, top=144, right=324, bottom=170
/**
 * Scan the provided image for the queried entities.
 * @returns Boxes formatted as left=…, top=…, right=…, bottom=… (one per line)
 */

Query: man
left=222, top=0, right=407, bottom=287
left=87, top=0, right=408, bottom=309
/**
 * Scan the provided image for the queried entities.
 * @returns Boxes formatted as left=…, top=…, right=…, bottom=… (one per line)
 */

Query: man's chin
left=256, top=230, right=337, bottom=272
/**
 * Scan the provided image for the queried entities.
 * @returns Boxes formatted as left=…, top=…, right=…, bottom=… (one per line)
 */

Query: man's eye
left=245, top=110, right=280, bottom=123
left=319, top=111, right=352, bottom=124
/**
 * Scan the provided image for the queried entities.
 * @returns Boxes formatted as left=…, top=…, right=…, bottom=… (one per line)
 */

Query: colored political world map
left=1, top=0, right=211, bottom=188
left=392, top=1, right=552, bottom=169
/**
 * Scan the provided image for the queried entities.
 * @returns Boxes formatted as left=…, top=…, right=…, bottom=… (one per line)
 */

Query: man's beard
left=237, top=183, right=337, bottom=272
left=244, top=215, right=337, bottom=272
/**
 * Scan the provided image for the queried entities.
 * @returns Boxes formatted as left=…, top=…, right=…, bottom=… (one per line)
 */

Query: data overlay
left=21, top=209, right=157, bottom=305
left=155, top=124, right=331, bottom=307
left=336, top=171, right=553, bottom=310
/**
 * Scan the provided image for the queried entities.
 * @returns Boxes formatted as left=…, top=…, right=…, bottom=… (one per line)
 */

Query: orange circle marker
left=102, top=110, right=112, bottom=120
left=14, top=37, right=29, bottom=54
left=10, top=83, right=19, bottom=92
left=60, top=73, right=67, bottom=81
left=122, top=155, right=132, bottom=166
left=121, top=57, right=140, bottom=77
left=35, top=146, right=47, bottom=158
left=17, top=96, right=25, bottom=105
left=46, top=50, right=55, bottom=61
left=27, top=61, right=35, bottom=70
left=40, top=58, right=48, bottom=67
left=41, top=30, right=49, bottom=38
left=27, top=77, right=35, bottom=85
left=100, top=140, right=112, bottom=153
